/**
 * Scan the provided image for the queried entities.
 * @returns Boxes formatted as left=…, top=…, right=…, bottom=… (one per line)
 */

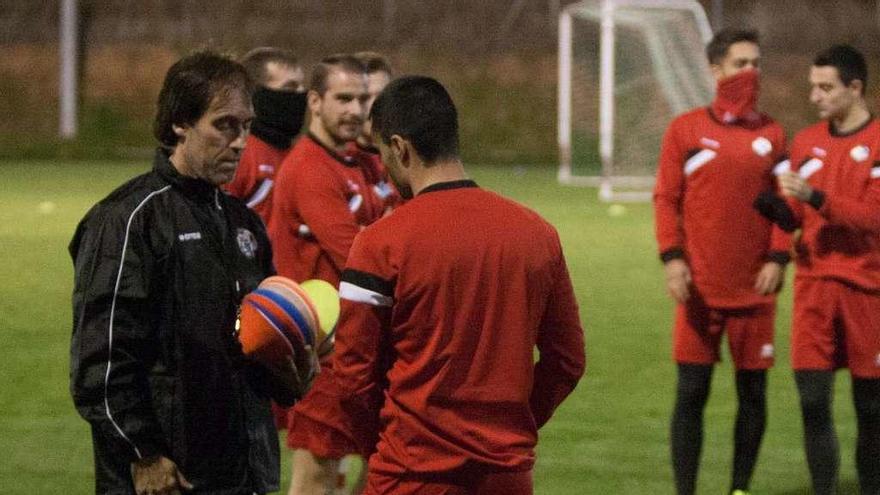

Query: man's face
left=712, top=41, right=761, bottom=81
left=310, top=69, right=368, bottom=144
left=809, top=65, right=861, bottom=121
left=361, top=71, right=392, bottom=141
left=374, top=132, right=413, bottom=199
left=263, top=61, right=305, bottom=93
left=174, top=87, right=254, bottom=186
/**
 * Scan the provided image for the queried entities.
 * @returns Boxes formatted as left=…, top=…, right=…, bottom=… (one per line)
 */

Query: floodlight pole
left=59, top=0, right=78, bottom=139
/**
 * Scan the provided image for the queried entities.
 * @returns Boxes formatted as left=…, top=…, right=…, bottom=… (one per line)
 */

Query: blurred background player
left=775, top=45, right=880, bottom=495
left=269, top=54, right=387, bottom=287
left=653, top=28, right=790, bottom=495
left=267, top=54, right=391, bottom=495
left=225, top=47, right=306, bottom=225
left=352, top=51, right=401, bottom=213
left=291, top=75, right=585, bottom=495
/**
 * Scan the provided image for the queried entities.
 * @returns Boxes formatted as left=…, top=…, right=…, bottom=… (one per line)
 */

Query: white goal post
left=558, top=0, right=715, bottom=202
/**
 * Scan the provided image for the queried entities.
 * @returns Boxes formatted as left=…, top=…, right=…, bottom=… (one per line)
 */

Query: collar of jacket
left=154, top=147, right=221, bottom=203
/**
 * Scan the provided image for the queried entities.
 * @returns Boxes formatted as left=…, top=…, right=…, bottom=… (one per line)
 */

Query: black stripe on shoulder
left=341, top=269, right=395, bottom=297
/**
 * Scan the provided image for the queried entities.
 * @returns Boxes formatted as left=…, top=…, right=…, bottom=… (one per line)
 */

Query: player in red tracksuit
left=290, top=76, right=585, bottom=495
left=268, top=54, right=394, bottom=495
left=653, top=29, right=790, bottom=495
left=772, top=45, right=880, bottom=495
left=225, top=48, right=306, bottom=225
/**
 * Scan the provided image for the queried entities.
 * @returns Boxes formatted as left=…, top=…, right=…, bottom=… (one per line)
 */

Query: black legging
left=795, top=371, right=880, bottom=495
left=671, top=364, right=767, bottom=495
left=795, top=371, right=838, bottom=495
left=853, top=377, right=880, bottom=495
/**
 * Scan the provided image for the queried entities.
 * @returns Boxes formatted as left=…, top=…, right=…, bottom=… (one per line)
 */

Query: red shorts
left=286, top=372, right=381, bottom=459
left=673, top=299, right=775, bottom=370
left=364, top=469, right=533, bottom=495
left=791, top=277, right=880, bottom=378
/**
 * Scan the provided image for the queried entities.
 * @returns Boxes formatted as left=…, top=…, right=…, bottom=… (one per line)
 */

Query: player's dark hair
left=240, top=47, right=300, bottom=86
left=814, top=44, right=868, bottom=94
left=154, top=51, right=252, bottom=147
left=354, top=51, right=393, bottom=76
left=309, top=54, right=366, bottom=95
left=370, top=76, right=459, bottom=163
left=706, top=28, right=760, bottom=65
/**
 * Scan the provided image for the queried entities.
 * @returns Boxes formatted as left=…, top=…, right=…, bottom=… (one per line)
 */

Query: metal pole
left=59, top=0, right=78, bottom=139
left=558, top=8, right=573, bottom=182
left=599, top=0, right=615, bottom=188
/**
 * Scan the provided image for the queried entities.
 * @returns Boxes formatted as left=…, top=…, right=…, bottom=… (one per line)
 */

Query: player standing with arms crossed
left=268, top=54, right=390, bottom=495
left=775, top=45, right=880, bottom=495
left=293, top=75, right=585, bottom=495
left=653, top=29, right=790, bottom=495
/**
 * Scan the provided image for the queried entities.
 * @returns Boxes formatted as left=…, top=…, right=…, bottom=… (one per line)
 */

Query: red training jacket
left=654, top=107, right=790, bottom=307
left=787, top=118, right=880, bottom=290
left=289, top=180, right=585, bottom=475
left=268, top=134, right=387, bottom=286
left=224, top=133, right=289, bottom=225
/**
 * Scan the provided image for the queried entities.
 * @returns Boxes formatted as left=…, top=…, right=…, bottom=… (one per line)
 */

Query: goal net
left=558, top=0, right=715, bottom=201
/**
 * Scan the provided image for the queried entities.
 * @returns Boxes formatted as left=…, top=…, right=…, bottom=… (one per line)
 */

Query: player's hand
left=754, top=261, right=784, bottom=295
left=779, top=172, right=813, bottom=202
left=131, top=455, right=193, bottom=495
left=664, top=258, right=691, bottom=303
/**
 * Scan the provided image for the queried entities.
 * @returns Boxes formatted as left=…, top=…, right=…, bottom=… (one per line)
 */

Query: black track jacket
left=70, top=149, right=280, bottom=494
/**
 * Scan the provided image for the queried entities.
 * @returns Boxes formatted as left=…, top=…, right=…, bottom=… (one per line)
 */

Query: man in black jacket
left=70, top=51, right=294, bottom=495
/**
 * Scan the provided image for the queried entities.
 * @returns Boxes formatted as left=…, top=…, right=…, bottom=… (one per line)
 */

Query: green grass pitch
left=0, top=160, right=863, bottom=494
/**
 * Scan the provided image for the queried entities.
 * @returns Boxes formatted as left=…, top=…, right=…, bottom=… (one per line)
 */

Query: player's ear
left=172, top=123, right=188, bottom=140
left=307, top=89, right=322, bottom=114
left=389, top=135, right=408, bottom=166
left=710, top=63, right=724, bottom=82
left=850, top=79, right=864, bottom=96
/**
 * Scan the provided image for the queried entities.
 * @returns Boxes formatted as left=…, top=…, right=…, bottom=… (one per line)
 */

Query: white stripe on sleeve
left=105, top=185, right=171, bottom=459
left=339, top=281, right=393, bottom=307
left=683, top=149, right=717, bottom=176
left=799, top=158, right=824, bottom=179
left=246, top=179, right=273, bottom=209
left=773, top=159, right=791, bottom=176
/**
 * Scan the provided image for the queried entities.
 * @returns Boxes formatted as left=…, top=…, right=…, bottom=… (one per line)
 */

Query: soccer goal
left=558, top=0, right=715, bottom=202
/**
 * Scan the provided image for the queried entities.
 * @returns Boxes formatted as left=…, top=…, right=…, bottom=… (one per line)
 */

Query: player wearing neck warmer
left=653, top=28, right=790, bottom=495
left=225, top=48, right=307, bottom=225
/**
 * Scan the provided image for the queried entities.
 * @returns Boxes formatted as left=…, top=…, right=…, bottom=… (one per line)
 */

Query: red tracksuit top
left=654, top=107, right=790, bottom=308
left=297, top=180, right=585, bottom=475
left=787, top=118, right=880, bottom=290
left=268, top=134, right=387, bottom=286
left=224, top=133, right=289, bottom=225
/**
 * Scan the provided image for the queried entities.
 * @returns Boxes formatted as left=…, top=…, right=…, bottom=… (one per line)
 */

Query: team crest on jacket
left=236, top=228, right=258, bottom=258
left=752, top=137, right=772, bottom=157
left=851, top=145, right=870, bottom=162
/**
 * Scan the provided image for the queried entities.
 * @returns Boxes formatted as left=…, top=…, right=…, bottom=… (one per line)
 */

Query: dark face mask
left=251, top=87, right=307, bottom=146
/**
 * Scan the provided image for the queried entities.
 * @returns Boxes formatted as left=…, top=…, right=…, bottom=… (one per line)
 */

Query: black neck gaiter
left=251, top=87, right=307, bottom=149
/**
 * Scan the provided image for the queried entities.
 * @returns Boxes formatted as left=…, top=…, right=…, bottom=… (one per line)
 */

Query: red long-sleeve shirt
left=224, top=134, right=289, bottom=225
left=654, top=108, right=790, bottom=307
left=268, top=134, right=387, bottom=285
left=788, top=118, right=880, bottom=290
left=289, top=180, right=585, bottom=474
